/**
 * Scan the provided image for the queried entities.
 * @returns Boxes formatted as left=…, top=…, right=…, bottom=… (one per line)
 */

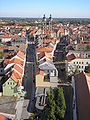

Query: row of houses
left=66, top=51, right=90, bottom=120
left=35, top=46, right=59, bottom=110
left=0, top=51, right=25, bottom=97
left=67, top=52, right=90, bottom=75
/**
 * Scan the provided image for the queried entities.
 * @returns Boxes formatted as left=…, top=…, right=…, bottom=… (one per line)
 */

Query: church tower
left=42, top=14, right=46, bottom=33
left=48, top=14, right=52, bottom=31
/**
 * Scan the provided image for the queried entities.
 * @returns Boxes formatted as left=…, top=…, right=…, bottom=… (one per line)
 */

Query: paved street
left=54, top=37, right=73, bottom=120
left=63, top=85, right=73, bottom=120
left=20, top=99, right=30, bottom=120
left=54, top=36, right=67, bottom=82
left=15, top=98, right=24, bottom=120
left=20, top=35, right=36, bottom=120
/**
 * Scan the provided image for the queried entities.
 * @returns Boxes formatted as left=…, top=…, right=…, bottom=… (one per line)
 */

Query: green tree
left=29, top=114, right=34, bottom=120
left=54, top=87, right=66, bottom=120
left=84, top=64, right=90, bottom=73
left=0, top=52, right=3, bottom=59
left=44, top=87, right=66, bottom=120
left=68, top=66, right=79, bottom=82
left=44, top=87, right=56, bottom=120
left=86, top=45, right=90, bottom=51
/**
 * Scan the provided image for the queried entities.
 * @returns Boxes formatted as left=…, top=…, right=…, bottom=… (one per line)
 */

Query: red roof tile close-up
left=36, top=47, right=53, bottom=53
left=17, top=51, right=24, bottom=60
left=14, top=64, right=23, bottom=74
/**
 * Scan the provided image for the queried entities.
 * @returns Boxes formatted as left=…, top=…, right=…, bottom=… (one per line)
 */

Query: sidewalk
left=15, top=98, right=24, bottom=120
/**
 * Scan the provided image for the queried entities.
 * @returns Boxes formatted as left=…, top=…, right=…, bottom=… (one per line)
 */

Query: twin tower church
left=42, top=14, right=53, bottom=32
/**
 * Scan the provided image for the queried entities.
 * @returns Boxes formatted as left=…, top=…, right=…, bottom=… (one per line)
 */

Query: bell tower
left=42, top=14, right=46, bottom=33
left=48, top=14, right=52, bottom=31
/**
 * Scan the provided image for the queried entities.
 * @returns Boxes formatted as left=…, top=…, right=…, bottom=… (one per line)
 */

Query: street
left=20, top=35, right=36, bottom=119
left=54, top=37, right=73, bottom=120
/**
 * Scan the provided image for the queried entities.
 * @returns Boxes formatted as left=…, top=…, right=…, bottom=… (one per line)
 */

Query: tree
left=68, top=65, right=79, bottom=76
left=68, top=65, right=79, bottom=82
left=86, top=45, right=90, bottom=51
left=84, top=64, right=90, bottom=73
left=44, top=87, right=66, bottom=120
left=54, top=87, right=66, bottom=120
left=0, top=52, right=3, bottom=59
left=29, top=114, right=34, bottom=120
left=44, top=87, right=56, bottom=120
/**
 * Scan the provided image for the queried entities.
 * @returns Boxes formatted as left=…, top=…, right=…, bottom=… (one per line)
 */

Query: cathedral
left=42, top=14, right=53, bottom=34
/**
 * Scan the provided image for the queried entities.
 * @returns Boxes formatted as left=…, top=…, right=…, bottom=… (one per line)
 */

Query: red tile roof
left=14, top=64, right=23, bottom=74
left=60, top=28, right=64, bottom=33
left=74, top=72, right=90, bottom=120
left=36, top=69, right=44, bottom=75
left=38, top=52, right=52, bottom=60
left=11, top=73, right=21, bottom=87
left=36, top=47, right=53, bottom=53
left=12, top=71, right=22, bottom=79
left=44, top=39, right=51, bottom=44
left=38, top=52, right=45, bottom=60
left=10, top=58, right=24, bottom=67
left=17, top=51, right=24, bottom=60
left=45, top=52, right=52, bottom=60
left=4, top=58, right=24, bottom=67
left=2, top=34, right=11, bottom=38
left=0, top=114, right=5, bottom=120
left=67, top=53, right=80, bottom=61
left=67, top=54, right=76, bottom=61
left=4, top=59, right=10, bottom=65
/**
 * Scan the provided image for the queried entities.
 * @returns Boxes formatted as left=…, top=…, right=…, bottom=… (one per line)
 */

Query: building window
left=79, top=66, right=80, bottom=68
left=77, top=62, right=78, bottom=64
left=82, top=62, right=83, bottom=64
left=82, top=66, right=83, bottom=68
left=88, top=55, right=90, bottom=58
left=79, top=62, right=81, bottom=64
left=8, top=82, right=9, bottom=85
left=86, top=62, right=88, bottom=64
left=74, top=62, right=75, bottom=64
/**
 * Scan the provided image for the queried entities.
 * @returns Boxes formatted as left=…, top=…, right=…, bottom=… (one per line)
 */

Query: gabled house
left=39, top=61, right=58, bottom=83
left=36, top=69, right=51, bottom=88
left=3, top=64, right=23, bottom=96
left=36, top=47, right=53, bottom=54
left=3, top=75, right=19, bottom=97
left=67, top=53, right=90, bottom=75
left=2, top=51, right=25, bottom=97
left=1, top=34, right=11, bottom=43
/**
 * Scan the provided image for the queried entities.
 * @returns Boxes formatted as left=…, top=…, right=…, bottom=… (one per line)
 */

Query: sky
left=0, top=0, right=90, bottom=18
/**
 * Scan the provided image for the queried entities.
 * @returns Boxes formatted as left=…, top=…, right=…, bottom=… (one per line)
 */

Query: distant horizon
left=0, top=16, right=90, bottom=19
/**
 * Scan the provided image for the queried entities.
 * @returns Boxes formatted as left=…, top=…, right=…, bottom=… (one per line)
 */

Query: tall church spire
left=49, top=14, right=52, bottom=21
left=43, top=14, right=46, bottom=22
left=42, top=14, right=46, bottom=33
left=49, top=14, right=52, bottom=31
